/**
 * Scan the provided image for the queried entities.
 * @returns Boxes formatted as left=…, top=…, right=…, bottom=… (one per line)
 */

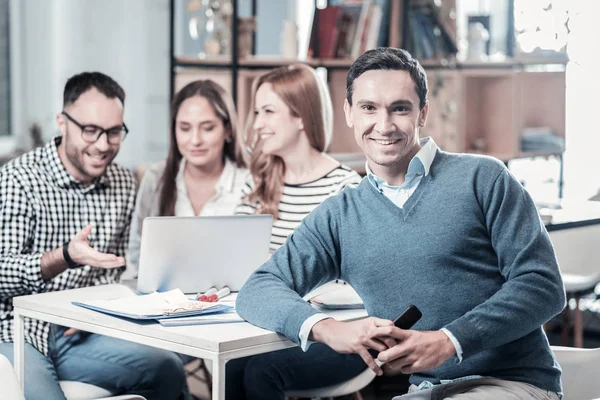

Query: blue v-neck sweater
left=237, top=150, right=565, bottom=393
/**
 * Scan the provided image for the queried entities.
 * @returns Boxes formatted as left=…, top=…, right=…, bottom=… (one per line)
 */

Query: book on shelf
left=308, top=0, right=387, bottom=59
left=405, top=0, right=458, bottom=60
left=365, top=3, right=384, bottom=51
left=350, top=0, right=372, bottom=59
left=308, top=6, right=344, bottom=59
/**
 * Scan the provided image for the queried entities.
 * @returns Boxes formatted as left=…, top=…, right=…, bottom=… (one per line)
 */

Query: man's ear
left=418, top=102, right=429, bottom=128
left=343, top=99, right=353, bottom=128
left=56, top=112, right=67, bottom=136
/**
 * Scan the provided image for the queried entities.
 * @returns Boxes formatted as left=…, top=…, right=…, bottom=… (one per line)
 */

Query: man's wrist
left=439, top=330, right=458, bottom=360
left=40, top=247, right=69, bottom=280
left=440, top=328, right=463, bottom=362
left=62, top=241, right=81, bottom=269
left=309, top=317, right=337, bottom=343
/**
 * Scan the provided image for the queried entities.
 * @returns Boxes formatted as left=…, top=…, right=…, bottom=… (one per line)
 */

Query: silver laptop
left=136, top=215, right=273, bottom=294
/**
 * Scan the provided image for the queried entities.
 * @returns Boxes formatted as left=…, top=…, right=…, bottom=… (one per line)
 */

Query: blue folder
left=73, top=301, right=233, bottom=321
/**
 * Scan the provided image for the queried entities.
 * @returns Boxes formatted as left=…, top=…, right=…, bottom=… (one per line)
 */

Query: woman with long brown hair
left=127, top=79, right=249, bottom=272
left=236, top=63, right=362, bottom=253
left=227, top=64, right=365, bottom=399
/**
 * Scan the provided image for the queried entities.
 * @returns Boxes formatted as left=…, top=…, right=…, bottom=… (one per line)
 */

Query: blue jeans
left=225, top=343, right=367, bottom=400
left=0, top=325, right=187, bottom=400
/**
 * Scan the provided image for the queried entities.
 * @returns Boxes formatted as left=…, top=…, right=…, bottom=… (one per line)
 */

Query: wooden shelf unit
left=175, top=55, right=356, bottom=69
left=170, top=1, right=567, bottom=164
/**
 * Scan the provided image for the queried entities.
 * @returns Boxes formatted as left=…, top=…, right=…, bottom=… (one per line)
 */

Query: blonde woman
left=228, top=64, right=364, bottom=399
left=236, top=64, right=362, bottom=253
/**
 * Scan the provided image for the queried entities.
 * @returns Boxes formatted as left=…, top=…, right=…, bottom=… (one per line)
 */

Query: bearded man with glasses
left=0, top=72, right=187, bottom=400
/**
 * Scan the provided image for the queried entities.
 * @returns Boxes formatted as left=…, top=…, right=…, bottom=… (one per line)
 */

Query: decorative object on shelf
left=467, top=15, right=491, bottom=55
left=467, top=21, right=490, bottom=61
left=520, top=127, right=565, bottom=154
left=187, top=0, right=233, bottom=58
left=280, top=20, right=298, bottom=59
left=471, top=137, right=487, bottom=153
left=237, top=17, right=256, bottom=58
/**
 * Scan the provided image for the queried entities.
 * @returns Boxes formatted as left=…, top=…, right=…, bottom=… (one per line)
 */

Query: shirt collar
left=44, top=136, right=110, bottom=190
left=366, top=137, right=438, bottom=189
left=176, top=157, right=238, bottom=195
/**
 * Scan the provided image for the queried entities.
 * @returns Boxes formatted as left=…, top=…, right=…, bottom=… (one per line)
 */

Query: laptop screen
left=136, top=215, right=273, bottom=294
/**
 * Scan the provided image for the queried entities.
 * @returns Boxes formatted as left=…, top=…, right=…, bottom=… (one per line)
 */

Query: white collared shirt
left=366, top=136, right=437, bottom=208
left=175, top=158, right=250, bottom=216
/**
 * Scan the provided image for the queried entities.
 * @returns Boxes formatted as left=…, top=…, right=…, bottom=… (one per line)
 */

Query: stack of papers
left=309, top=283, right=364, bottom=310
left=158, top=311, right=244, bottom=327
left=73, top=289, right=232, bottom=320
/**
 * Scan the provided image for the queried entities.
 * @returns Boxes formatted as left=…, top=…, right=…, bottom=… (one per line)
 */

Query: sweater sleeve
left=236, top=199, right=342, bottom=344
left=126, top=168, right=159, bottom=274
left=444, top=167, right=566, bottom=358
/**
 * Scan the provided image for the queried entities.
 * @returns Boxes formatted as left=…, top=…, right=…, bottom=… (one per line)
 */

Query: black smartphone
left=370, top=305, right=422, bottom=364
left=393, top=304, right=422, bottom=330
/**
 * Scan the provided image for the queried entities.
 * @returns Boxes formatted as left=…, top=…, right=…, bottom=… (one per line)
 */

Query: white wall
left=10, top=0, right=171, bottom=169
left=562, top=0, right=600, bottom=199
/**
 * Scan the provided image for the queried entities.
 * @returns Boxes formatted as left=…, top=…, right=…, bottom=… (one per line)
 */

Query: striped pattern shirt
left=236, top=165, right=363, bottom=252
left=0, top=137, right=136, bottom=355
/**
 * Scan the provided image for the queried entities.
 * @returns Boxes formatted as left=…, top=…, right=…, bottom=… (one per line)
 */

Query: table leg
left=13, top=309, right=25, bottom=391
left=212, top=357, right=227, bottom=400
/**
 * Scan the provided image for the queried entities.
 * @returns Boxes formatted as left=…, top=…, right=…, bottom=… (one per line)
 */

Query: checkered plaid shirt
left=0, top=137, right=136, bottom=355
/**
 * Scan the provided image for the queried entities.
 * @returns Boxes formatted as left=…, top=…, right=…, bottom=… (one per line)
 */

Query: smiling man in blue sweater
left=235, top=47, right=565, bottom=400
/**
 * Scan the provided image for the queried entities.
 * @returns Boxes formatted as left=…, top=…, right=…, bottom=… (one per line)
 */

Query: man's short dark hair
left=63, top=72, right=125, bottom=108
left=346, top=47, right=428, bottom=109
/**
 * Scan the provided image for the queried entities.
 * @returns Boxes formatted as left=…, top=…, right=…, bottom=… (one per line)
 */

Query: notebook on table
left=73, top=289, right=232, bottom=320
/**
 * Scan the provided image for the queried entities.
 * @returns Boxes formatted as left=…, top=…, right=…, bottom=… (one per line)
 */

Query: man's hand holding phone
left=378, top=329, right=456, bottom=375
left=310, top=305, right=423, bottom=376
left=375, top=305, right=456, bottom=375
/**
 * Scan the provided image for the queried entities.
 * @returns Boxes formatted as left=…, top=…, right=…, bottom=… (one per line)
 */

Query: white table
left=13, top=284, right=367, bottom=400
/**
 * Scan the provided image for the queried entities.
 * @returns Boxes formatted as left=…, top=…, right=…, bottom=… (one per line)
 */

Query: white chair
left=548, top=225, right=600, bottom=347
left=59, top=381, right=146, bottom=400
left=286, top=368, right=376, bottom=400
left=552, top=345, right=600, bottom=400
left=0, top=355, right=145, bottom=400
left=285, top=281, right=372, bottom=399
left=0, top=353, right=26, bottom=400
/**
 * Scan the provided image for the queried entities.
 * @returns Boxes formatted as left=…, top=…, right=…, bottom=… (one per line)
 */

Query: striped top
left=236, top=165, right=363, bottom=252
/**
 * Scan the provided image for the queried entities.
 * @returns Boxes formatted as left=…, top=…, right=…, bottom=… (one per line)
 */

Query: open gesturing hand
left=67, top=225, right=125, bottom=269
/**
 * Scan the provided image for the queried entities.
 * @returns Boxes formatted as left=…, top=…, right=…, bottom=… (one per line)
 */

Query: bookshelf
left=169, top=0, right=567, bottom=179
left=175, top=55, right=357, bottom=69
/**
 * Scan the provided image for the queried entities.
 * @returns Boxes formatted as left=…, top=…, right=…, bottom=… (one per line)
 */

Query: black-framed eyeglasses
left=62, top=111, right=128, bottom=144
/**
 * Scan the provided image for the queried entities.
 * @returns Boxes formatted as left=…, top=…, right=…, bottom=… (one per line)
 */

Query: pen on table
left=196, top=287, right=217, bottom=301
left=206, top=286, right=231, bottom=302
